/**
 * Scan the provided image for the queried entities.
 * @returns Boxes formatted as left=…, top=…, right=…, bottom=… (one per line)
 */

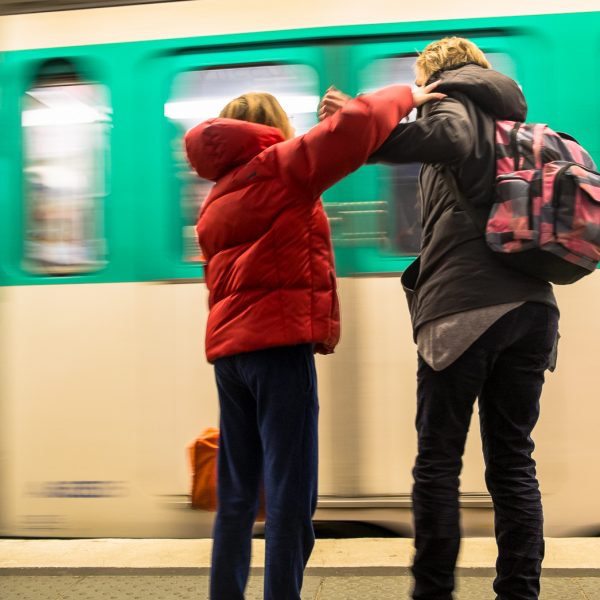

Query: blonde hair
left=219, top=92, right=294, bottom=140
left=415, top=37, right=491, bottom=84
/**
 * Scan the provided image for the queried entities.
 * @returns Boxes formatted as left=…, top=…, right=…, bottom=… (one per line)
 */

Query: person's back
left=385, top=40, right=558, bottom=600
left=321, top=37, right=560, bottom=600
left=187, top=117, right=338, bottom=361
left=186, top=87, right=417, bottom=363
left=185, top=85, right=443, bottom=600
left=371, top=62, right=557, bottom=334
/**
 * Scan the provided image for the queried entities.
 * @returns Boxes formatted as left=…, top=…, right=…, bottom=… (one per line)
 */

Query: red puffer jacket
left=185, top=85, right=414, bottom=362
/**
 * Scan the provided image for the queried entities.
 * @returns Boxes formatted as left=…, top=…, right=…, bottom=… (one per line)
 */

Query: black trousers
left=210, top=344, right=318, bottom=600
left=411, top=302, right=559, bottom=600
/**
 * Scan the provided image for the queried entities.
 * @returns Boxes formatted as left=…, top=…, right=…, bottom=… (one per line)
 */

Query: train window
left=165, top=63, right=319, bottom=263
left=361, top=52, right=516, bottom=256
left=22, top=72, right=110, bottom=275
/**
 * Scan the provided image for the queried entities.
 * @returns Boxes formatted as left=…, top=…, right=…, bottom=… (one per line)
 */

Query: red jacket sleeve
left=271, top=85, right=414, bottom=198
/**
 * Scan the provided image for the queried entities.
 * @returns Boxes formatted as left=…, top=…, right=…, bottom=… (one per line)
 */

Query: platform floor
left=3, top=571, right=600, bottom=599
left=2, top=538, right=599, bottom=599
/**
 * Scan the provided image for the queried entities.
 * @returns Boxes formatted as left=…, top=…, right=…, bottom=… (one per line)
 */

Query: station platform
left=2, top=538, right=599, bottom=599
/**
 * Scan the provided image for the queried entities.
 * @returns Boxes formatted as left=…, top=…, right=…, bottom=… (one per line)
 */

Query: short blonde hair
left=415, top=37, right=491, bottom=84
left=219, top=92, right=294, bottom=140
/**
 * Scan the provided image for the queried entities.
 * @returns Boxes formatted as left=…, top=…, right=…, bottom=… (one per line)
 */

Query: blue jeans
left=210, top=344, right=318, bottom=600
left=411, top=302, right=559, bottom=600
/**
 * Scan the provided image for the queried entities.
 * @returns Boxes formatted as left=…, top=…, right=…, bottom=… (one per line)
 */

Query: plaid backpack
left=449, top=121, right=600, bottom=284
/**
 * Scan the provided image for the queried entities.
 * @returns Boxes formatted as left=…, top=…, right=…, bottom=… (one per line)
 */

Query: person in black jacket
left=320, top=37, right=559, bottom=600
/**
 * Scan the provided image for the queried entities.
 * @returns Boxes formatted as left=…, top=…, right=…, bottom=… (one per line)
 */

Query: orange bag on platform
left=188, top=427, right=266, bottom=520
left=189, top=427, right=219, bottom=511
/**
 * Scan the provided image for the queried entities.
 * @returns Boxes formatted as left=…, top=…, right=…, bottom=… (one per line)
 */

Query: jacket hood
left=430, top=63, right=527, bottom=121
left=184, top=118, right=285, bottom=181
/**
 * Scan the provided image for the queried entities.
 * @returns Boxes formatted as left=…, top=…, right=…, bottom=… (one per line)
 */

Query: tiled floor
left=2, top=572, right=599, bottom=599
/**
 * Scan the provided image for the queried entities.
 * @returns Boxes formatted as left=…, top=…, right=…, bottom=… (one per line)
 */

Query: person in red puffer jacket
left=184, top=83, right=444, bottom=600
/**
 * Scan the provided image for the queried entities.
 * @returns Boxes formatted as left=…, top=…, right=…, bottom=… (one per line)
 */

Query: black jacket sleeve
left=369, top=97, right=475, bottom=165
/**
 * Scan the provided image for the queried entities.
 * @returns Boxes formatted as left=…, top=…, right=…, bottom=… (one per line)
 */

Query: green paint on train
left=0, top=11, right=598, bottom=285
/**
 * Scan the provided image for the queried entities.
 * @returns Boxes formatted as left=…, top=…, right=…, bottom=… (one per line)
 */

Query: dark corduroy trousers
left=411, top=302, right=559, bottom=600
left=210, top=344, right=318, bottom=600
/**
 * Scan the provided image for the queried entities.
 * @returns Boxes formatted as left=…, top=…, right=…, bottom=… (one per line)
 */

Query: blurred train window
left=22, top=69, right=110, bottom=275
left=361, top=52, right=516, bottom=256
left=165, top=63, right=319, bottom=263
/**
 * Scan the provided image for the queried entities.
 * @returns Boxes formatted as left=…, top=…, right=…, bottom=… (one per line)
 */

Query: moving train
left=0, top=0, right=599, bottom=538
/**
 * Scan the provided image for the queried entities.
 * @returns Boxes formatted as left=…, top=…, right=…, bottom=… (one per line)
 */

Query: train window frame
left=21, top=61, right=112, bottom=277
left=346, top=34, right=523, bottom=276
left=139, top=45, right=326, bottom=282
left=1, top=53, right=118, bottom=286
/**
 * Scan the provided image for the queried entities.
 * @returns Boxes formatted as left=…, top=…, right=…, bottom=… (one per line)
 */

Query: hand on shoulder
left=412, top=81, right=446, bottom=107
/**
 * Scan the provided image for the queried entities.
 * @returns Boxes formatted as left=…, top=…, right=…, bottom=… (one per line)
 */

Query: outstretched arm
left=272, top=85, right=427, bottom=198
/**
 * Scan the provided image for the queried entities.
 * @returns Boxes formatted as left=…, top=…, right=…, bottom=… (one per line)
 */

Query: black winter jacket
left=370, top=64, right=557, bottom=337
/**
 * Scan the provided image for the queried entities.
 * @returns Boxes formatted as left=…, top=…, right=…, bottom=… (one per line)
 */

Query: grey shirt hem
left=417, top=302, right=524, bottom=371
